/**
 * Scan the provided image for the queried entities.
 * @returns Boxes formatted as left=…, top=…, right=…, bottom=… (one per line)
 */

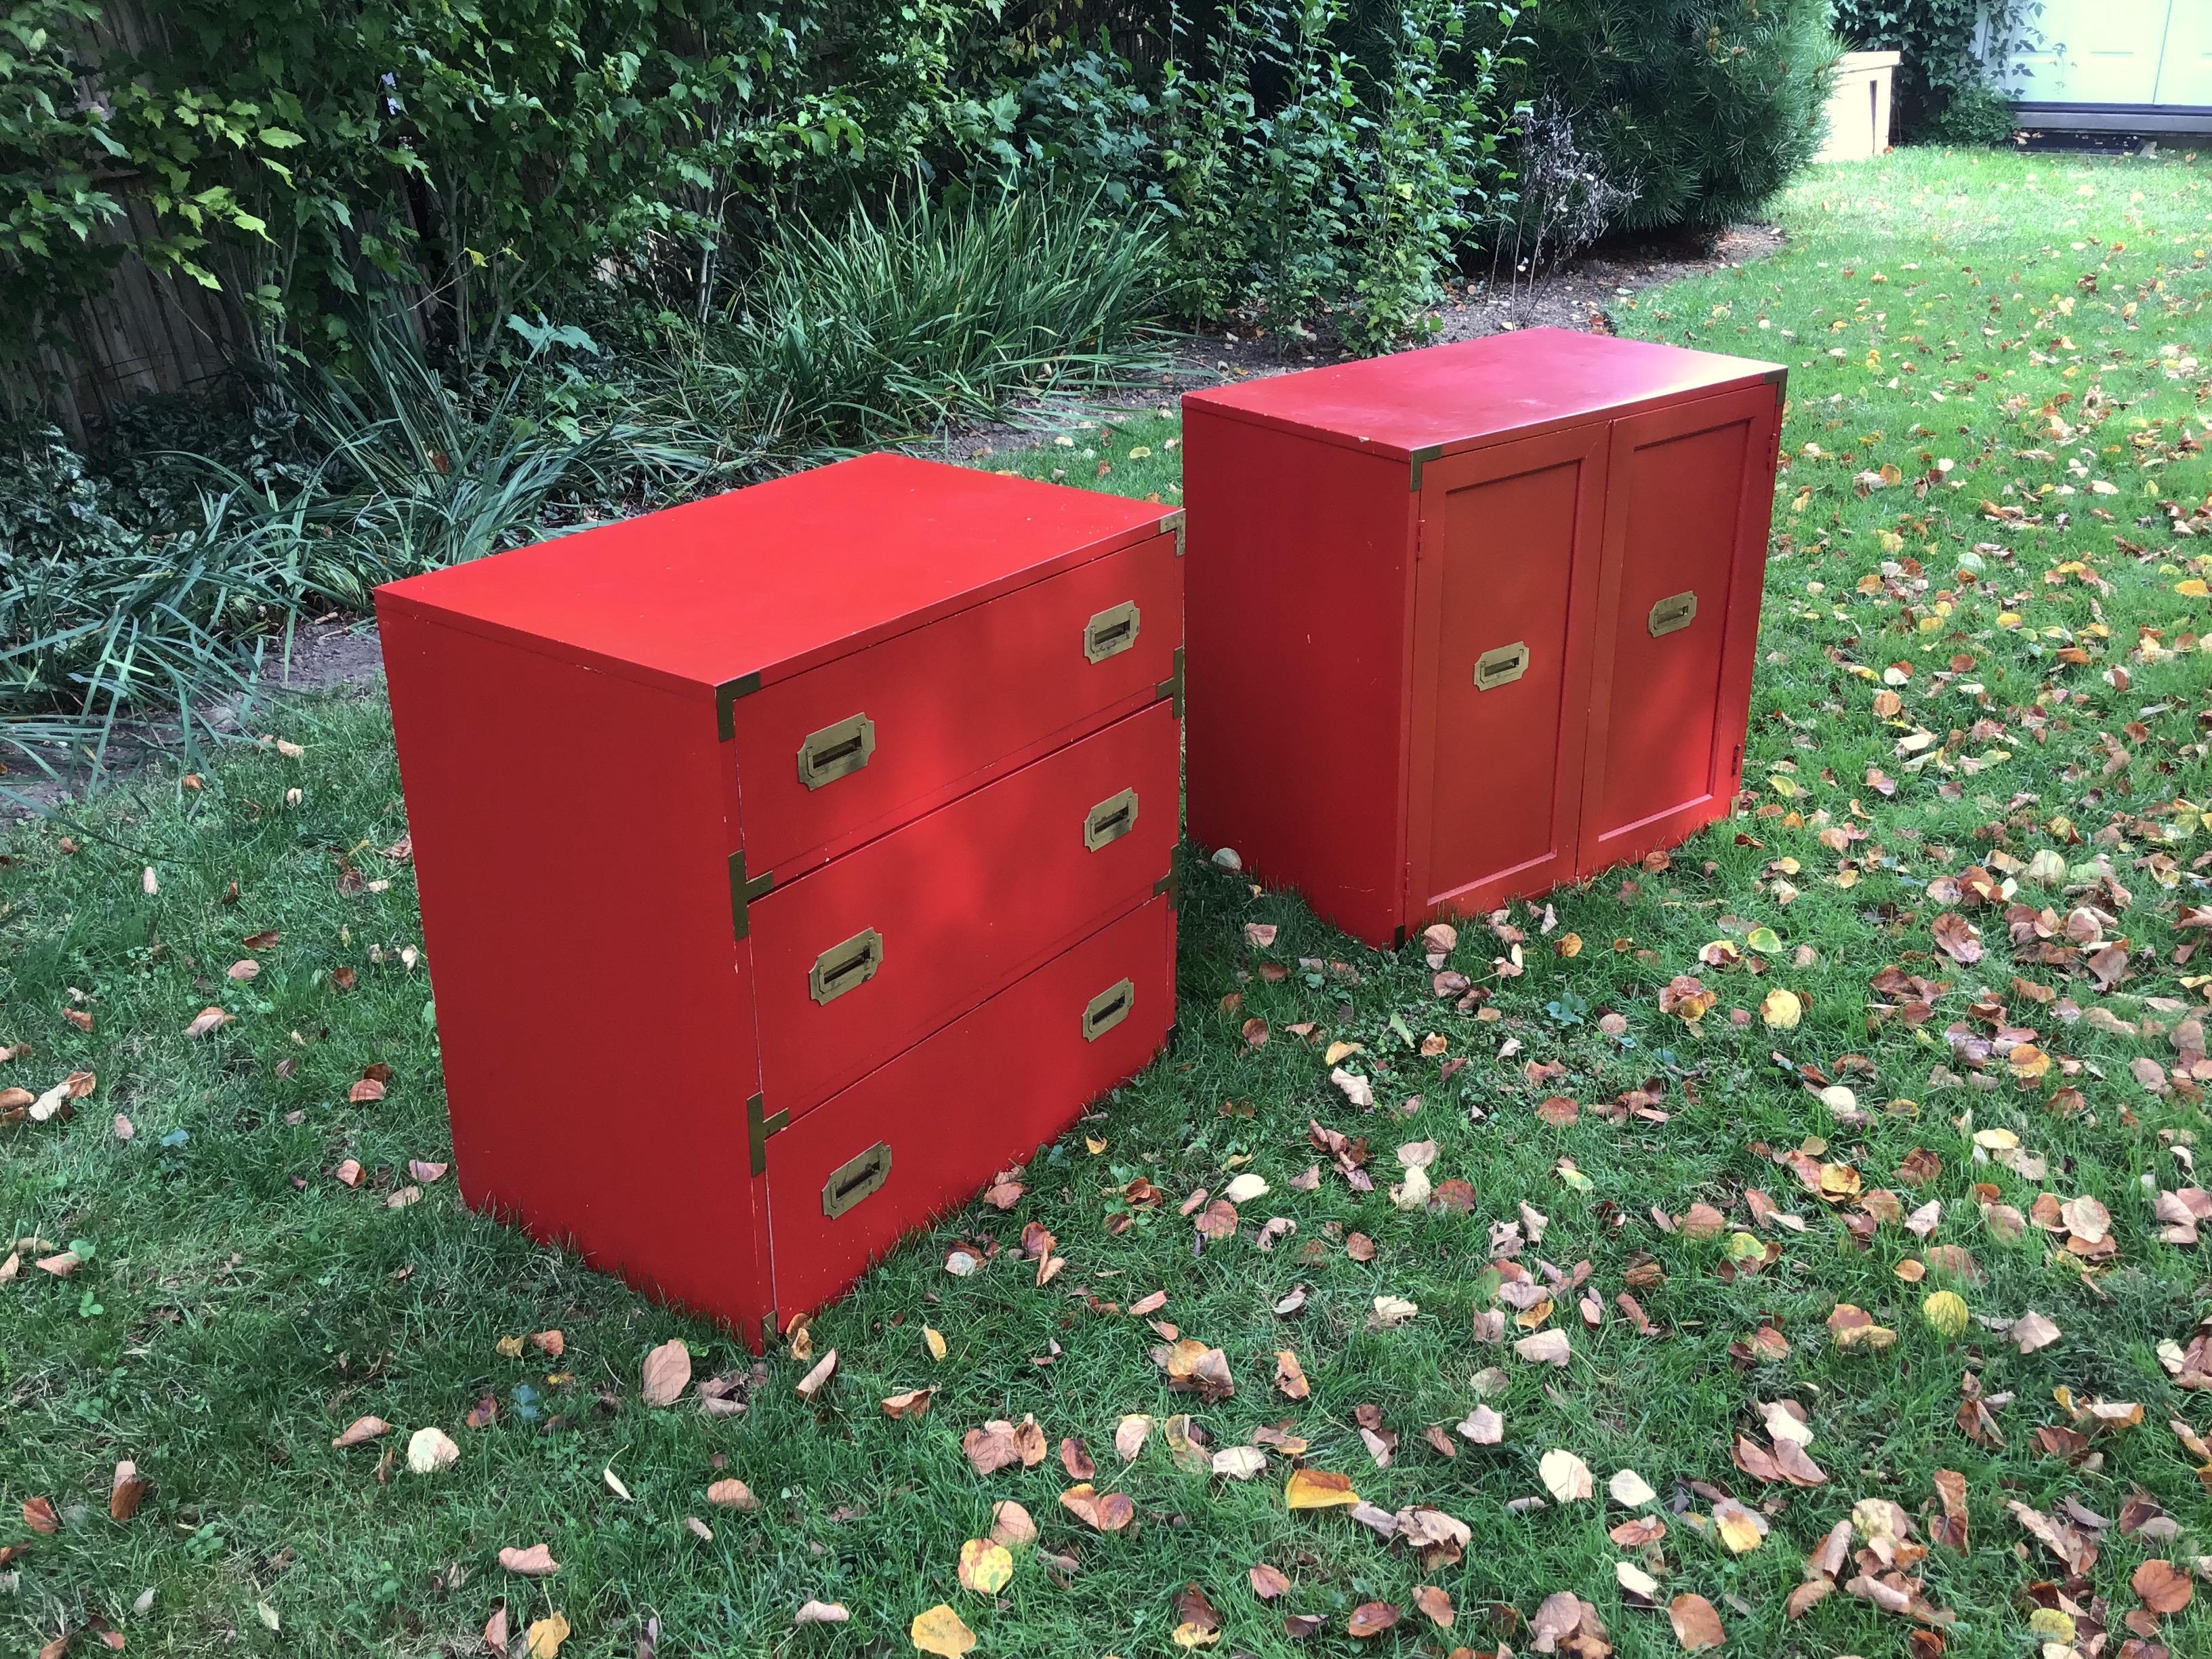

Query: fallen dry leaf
left=2131, top=1559, right=2192, bottom=1615
left=1250, top=1562, right=1291, bottom=1599
left=794, top=1601, right=849, bottom=1626
left=640, top=1340, right=691, bottom=1407
left=1115, top=1414, right=1153, bottom=1461
left=1610, top=1468, right=1657, bottom=1507
left=406, top=1427, right=458, bottom=1475
left=108, top=1461, right=147, bottom=1522
left=794, top=1348, right=838, bottom=1401
left=1413, top=1585, right=1454, bottom=1629
left=498, top=1544, right=560, bottom=1577
left=910, top=1605, right=976, bottom=1658
left=882, top=1388, right=934, bottom=1420
left=1539, top=1448, right=1594, bottom=1502
left=989, top=1500, right=1036, bottom=1549
left=1346, top=1601, right=1400, bottom=1639
left=1058, top=1483, right=1135, bottom=1532
left=523, top=1612, right=569, bottom=1659
left=332, top=1416, right=390, bottom=1448
left=1284, top=1468, right=1359, bottom=1510
left=956, top=1539, right=1012, bottom=1595
left=705, top=1478, right=757, bottom=1510
left=1668, top=1593, right=1725, bottom=1652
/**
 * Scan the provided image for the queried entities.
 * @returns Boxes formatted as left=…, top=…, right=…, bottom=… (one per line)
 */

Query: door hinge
left=746, top=1092, right=789, bottom=1176
left=1155, top=645, right=1185, bottom=718
left=1732, top=743, right=1744, bottom=777
left=728, top=852, right=775, bottom=942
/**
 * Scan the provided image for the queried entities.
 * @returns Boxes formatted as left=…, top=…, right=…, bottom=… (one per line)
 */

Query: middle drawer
left=747, top=696, right=1178, bottom=1118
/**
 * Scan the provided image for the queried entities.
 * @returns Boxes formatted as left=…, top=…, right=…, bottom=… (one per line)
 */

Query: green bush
left=1, top=189, right=1169, bottom=765
left=1528, top=0, right=1839, bottom=234
left=666, top=186, right=1170, bottom=457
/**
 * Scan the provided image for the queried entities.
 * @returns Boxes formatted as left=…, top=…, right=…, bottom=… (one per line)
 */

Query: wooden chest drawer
left=764, top=893, right=1174, bottom=1323
left=748, top=697, right=1179, bottom=1118
left=377, top=453, right=1183, bottom=1348
left=730, top=530, right=1181, bottom=877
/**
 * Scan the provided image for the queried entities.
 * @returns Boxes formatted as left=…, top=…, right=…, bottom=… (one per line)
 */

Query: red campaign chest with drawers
left=375, top=453, right=1183, bottom=1347
left=1182, top=328, right=1785, bottom=949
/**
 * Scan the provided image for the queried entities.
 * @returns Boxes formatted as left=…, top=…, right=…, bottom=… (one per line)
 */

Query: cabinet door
left=1406, top=424, right=1607, bottom=924
left=1578, top=384, right=1779, bottom=877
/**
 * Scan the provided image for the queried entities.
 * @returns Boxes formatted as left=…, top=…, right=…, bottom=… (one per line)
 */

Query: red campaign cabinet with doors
left=1181, top=328, right=1785, bottom=949
left=376, top=453, right=1183, bottom=1348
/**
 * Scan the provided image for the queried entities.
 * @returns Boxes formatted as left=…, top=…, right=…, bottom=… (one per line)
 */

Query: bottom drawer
left=765, top=892, right=1175, bottom=1323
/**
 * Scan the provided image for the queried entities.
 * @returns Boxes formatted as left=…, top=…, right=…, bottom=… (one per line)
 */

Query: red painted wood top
left=376, top=452, right=1174, bottom=693
left=1184, top=328, right=1783, bottom=461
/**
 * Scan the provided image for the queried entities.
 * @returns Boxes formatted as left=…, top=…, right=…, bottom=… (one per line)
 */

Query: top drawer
left=728, top=531, right=1182, bottom=872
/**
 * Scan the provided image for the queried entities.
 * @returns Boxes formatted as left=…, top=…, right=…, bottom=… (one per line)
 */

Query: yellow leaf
left=924, top=1326, right=947, bottom=1362
left=1324, top=1040, right=1364, bottom=1066
left=957, top=1538, right=1013, bottom=1594
left=1714, top=1504, right=1766, bottom=1554
left=1760, top=989, right=1803, bottom=1029
left=912, top=1604, right=978, bottom=1658
left=523, top=1612, right=570, bottom=1659
left=2175, top=579, right=2209, bottom=598
left=1922, top=1290, right=1969, bottom=1338
left=1744, top=926, right=1784, bottom=954
left=1284, top=1468, right=1359, bottom=1510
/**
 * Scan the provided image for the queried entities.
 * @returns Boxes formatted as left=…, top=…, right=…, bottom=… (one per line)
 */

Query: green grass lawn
left=7, top=145, right=2212, bottom=1659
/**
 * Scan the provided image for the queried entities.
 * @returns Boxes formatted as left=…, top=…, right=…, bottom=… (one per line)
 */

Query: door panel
left=1406, top=425, right=1607, bottom=922
left=1580, top=386, right=1778, bottom=876
left=765, top=894, right=1173, bottom=1323
left=2157, top=3, right=2211, bottom=105
left=749, top=698, right=1177, bottom=1119
left=2007, top=0, right=2169, bottom=102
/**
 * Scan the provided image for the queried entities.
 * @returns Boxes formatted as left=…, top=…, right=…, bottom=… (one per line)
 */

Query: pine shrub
left=1530, top=0, right=1839, bottom=233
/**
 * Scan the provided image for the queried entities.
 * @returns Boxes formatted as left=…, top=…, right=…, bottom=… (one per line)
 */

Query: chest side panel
left=1408, top=424, right=1608, bottom=920
left=729, top=530, right=1181, bottom=874
left=1183, top=407, right=1416, bottom=947
left=1580, top=383, right=1781, bottom=873
left=379, top=600, right=766, bottom=1332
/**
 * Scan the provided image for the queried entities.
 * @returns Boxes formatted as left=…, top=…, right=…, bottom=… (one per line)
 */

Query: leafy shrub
left=1528, top=0, right=1839, bottom=233
left=660, top=186, right=1168, bottom=458
left=1929, top=80, right=2020, bottom=146
left=1, top=190, right=1166, bottom=766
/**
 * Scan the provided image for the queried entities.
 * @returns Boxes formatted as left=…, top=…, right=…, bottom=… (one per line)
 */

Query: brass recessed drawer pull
left=1082, top=977, right=1134, bottom=1041
left=809, top=927, right=884, bottom=1005
left=1083, top=601, right=1141, bottom=663
left=797, top=712, right=876, bottom=789
left=1648, top=590, right=1698, bottom=637
left=1084, top=787, right=1141, bottom=851
left=1473, top=641, right=1530, bottom=691
left=822, top=1141, right=892, bottom=1218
